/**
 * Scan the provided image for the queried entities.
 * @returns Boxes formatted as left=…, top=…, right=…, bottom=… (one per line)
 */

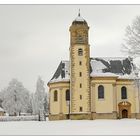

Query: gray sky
left=0, top=5, right=140, bottom=93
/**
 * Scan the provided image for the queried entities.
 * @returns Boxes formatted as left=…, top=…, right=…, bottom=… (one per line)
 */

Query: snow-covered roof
left=74, top=14, right=85, bottom=22
left=90, top=72, right=118, bottom=77
left=72, top=12, right=87, bottom=25
left=0, top=107, right=4, bottom=112
left=90, top=57, right=134, bottom=76
left=118, top=74, right=136, bottom=80
left=49, top=61, right=70, bottom=84
left=48, top=57, right=137, bottom=84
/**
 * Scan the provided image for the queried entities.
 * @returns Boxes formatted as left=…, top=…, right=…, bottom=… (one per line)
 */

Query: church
left=48, top=12, right=140, bottom=120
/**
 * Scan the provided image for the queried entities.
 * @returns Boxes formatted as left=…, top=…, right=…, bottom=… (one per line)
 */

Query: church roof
left=0, top=107, right=4, bottom=112
left=74, top=14, right=85, bottom=22
left=90, top=57, right=135, bottom=78
left=49, top=61, right=70, bottom=83
left=72, top=11, right=88, bottom=25
left=48, top=57, right=136, bottom=84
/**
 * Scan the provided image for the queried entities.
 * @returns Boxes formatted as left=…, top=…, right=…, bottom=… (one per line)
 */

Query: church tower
left=69, top=11, right=91, bottom=119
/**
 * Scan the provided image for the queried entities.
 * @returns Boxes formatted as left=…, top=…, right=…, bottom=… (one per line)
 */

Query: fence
left=0, top=115, right=39, bottom=121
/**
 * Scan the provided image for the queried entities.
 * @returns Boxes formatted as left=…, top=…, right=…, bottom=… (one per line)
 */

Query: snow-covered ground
left=0, top=119, right=140, bottom=135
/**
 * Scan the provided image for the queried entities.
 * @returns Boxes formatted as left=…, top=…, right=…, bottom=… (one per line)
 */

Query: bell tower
left=69, top=11, right=91, bottom=119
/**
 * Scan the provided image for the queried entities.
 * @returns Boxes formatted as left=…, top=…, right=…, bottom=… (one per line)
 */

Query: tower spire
left=78, top=9, right=80, bottom=17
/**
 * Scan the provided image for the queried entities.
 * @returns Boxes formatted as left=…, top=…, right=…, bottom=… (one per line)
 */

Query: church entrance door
left=118, top=101, right=131, bottom=119
left=122, top=109, right=128, bottom=118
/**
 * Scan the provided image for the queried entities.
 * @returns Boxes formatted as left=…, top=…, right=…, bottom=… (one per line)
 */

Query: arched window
left=98, top=85, right=104, bottom=99
left=121, top=86, right=127, bottom=99
left=66, top=89, right=70, bottom=101
left=78, top=48, right=83, bottom=56
left=54, top=90, right=58, bottom=101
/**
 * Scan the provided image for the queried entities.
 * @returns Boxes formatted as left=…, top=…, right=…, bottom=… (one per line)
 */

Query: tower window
left=121, top=86, right=127, bottom=99
left=66, top=89, right=70, bottom=101
left=79, top=72, right=82, bottom=77
left=54, top=90, right=58, bottom=101
left=79, top=61, right=82, bottom=65
left=80, top=83, right=82, bottom=88
left=80, top=95, right=82, bottom=100
left=98, top=85, right=104, bottom=99
left=79, top=107, right=83, bottom=112
left=78, top=48, right=83, bottom=56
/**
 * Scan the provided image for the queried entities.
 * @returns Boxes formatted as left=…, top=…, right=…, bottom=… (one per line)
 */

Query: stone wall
left=70, top=113, right=91, bottom=120
left=91, top=113, right=117, bottom=119
left=49, top=114, right=68, bottom=121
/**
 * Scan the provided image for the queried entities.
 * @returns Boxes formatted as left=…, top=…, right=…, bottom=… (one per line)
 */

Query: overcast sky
left=0, top=5, right=140, bottom=93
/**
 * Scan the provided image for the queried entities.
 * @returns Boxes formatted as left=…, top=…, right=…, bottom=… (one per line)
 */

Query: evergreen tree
left=33, top=76, right=47, bottom=115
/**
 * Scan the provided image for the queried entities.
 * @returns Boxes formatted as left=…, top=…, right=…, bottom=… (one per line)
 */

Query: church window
left=79, top=61, right=82, bottom=65
left=78, top=48, right=83, bottom=56
left=80, top=83, right=82, bottom=88
left=79, top=72, right=82, bottom=77
left=121, top=86, right=127, bottom=99
left=79, top=107, right=83, bottom=112
left=98, top=85, right=104, bottom=99
left=54, top=90, right=58, bottom=101
left=66, top=89, right=70, bottom=101
left=80, top=95, right=82, bottom=100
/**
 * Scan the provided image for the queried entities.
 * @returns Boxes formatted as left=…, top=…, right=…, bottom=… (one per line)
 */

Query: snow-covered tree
left=43, top=94, right=49, bottom=114
left=33, top=76, right=47, bottom=115
left=122, top=16, right=140, bottom=58
left=2, top=79, right=31, bottom=116
left=0, top=90, right=4, bottom=107
left=26, top=95, right=33, bottom=114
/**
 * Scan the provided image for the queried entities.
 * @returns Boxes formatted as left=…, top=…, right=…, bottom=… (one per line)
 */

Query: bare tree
left=122, top=16, right=140, bottom=58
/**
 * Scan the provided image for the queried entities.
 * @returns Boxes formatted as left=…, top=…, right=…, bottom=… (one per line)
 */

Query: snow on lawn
left=0, top=119, right=140, bottom=135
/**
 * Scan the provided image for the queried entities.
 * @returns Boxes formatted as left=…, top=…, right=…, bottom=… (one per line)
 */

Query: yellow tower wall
left=70, top=44, right=90, bottom=114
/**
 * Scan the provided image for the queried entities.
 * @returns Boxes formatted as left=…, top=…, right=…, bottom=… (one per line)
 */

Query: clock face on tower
left=75, top=29, right=87, bottom=44
left=70, top=25, right=88, bottom=45
left=76, top=35, right=84, bottom=44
